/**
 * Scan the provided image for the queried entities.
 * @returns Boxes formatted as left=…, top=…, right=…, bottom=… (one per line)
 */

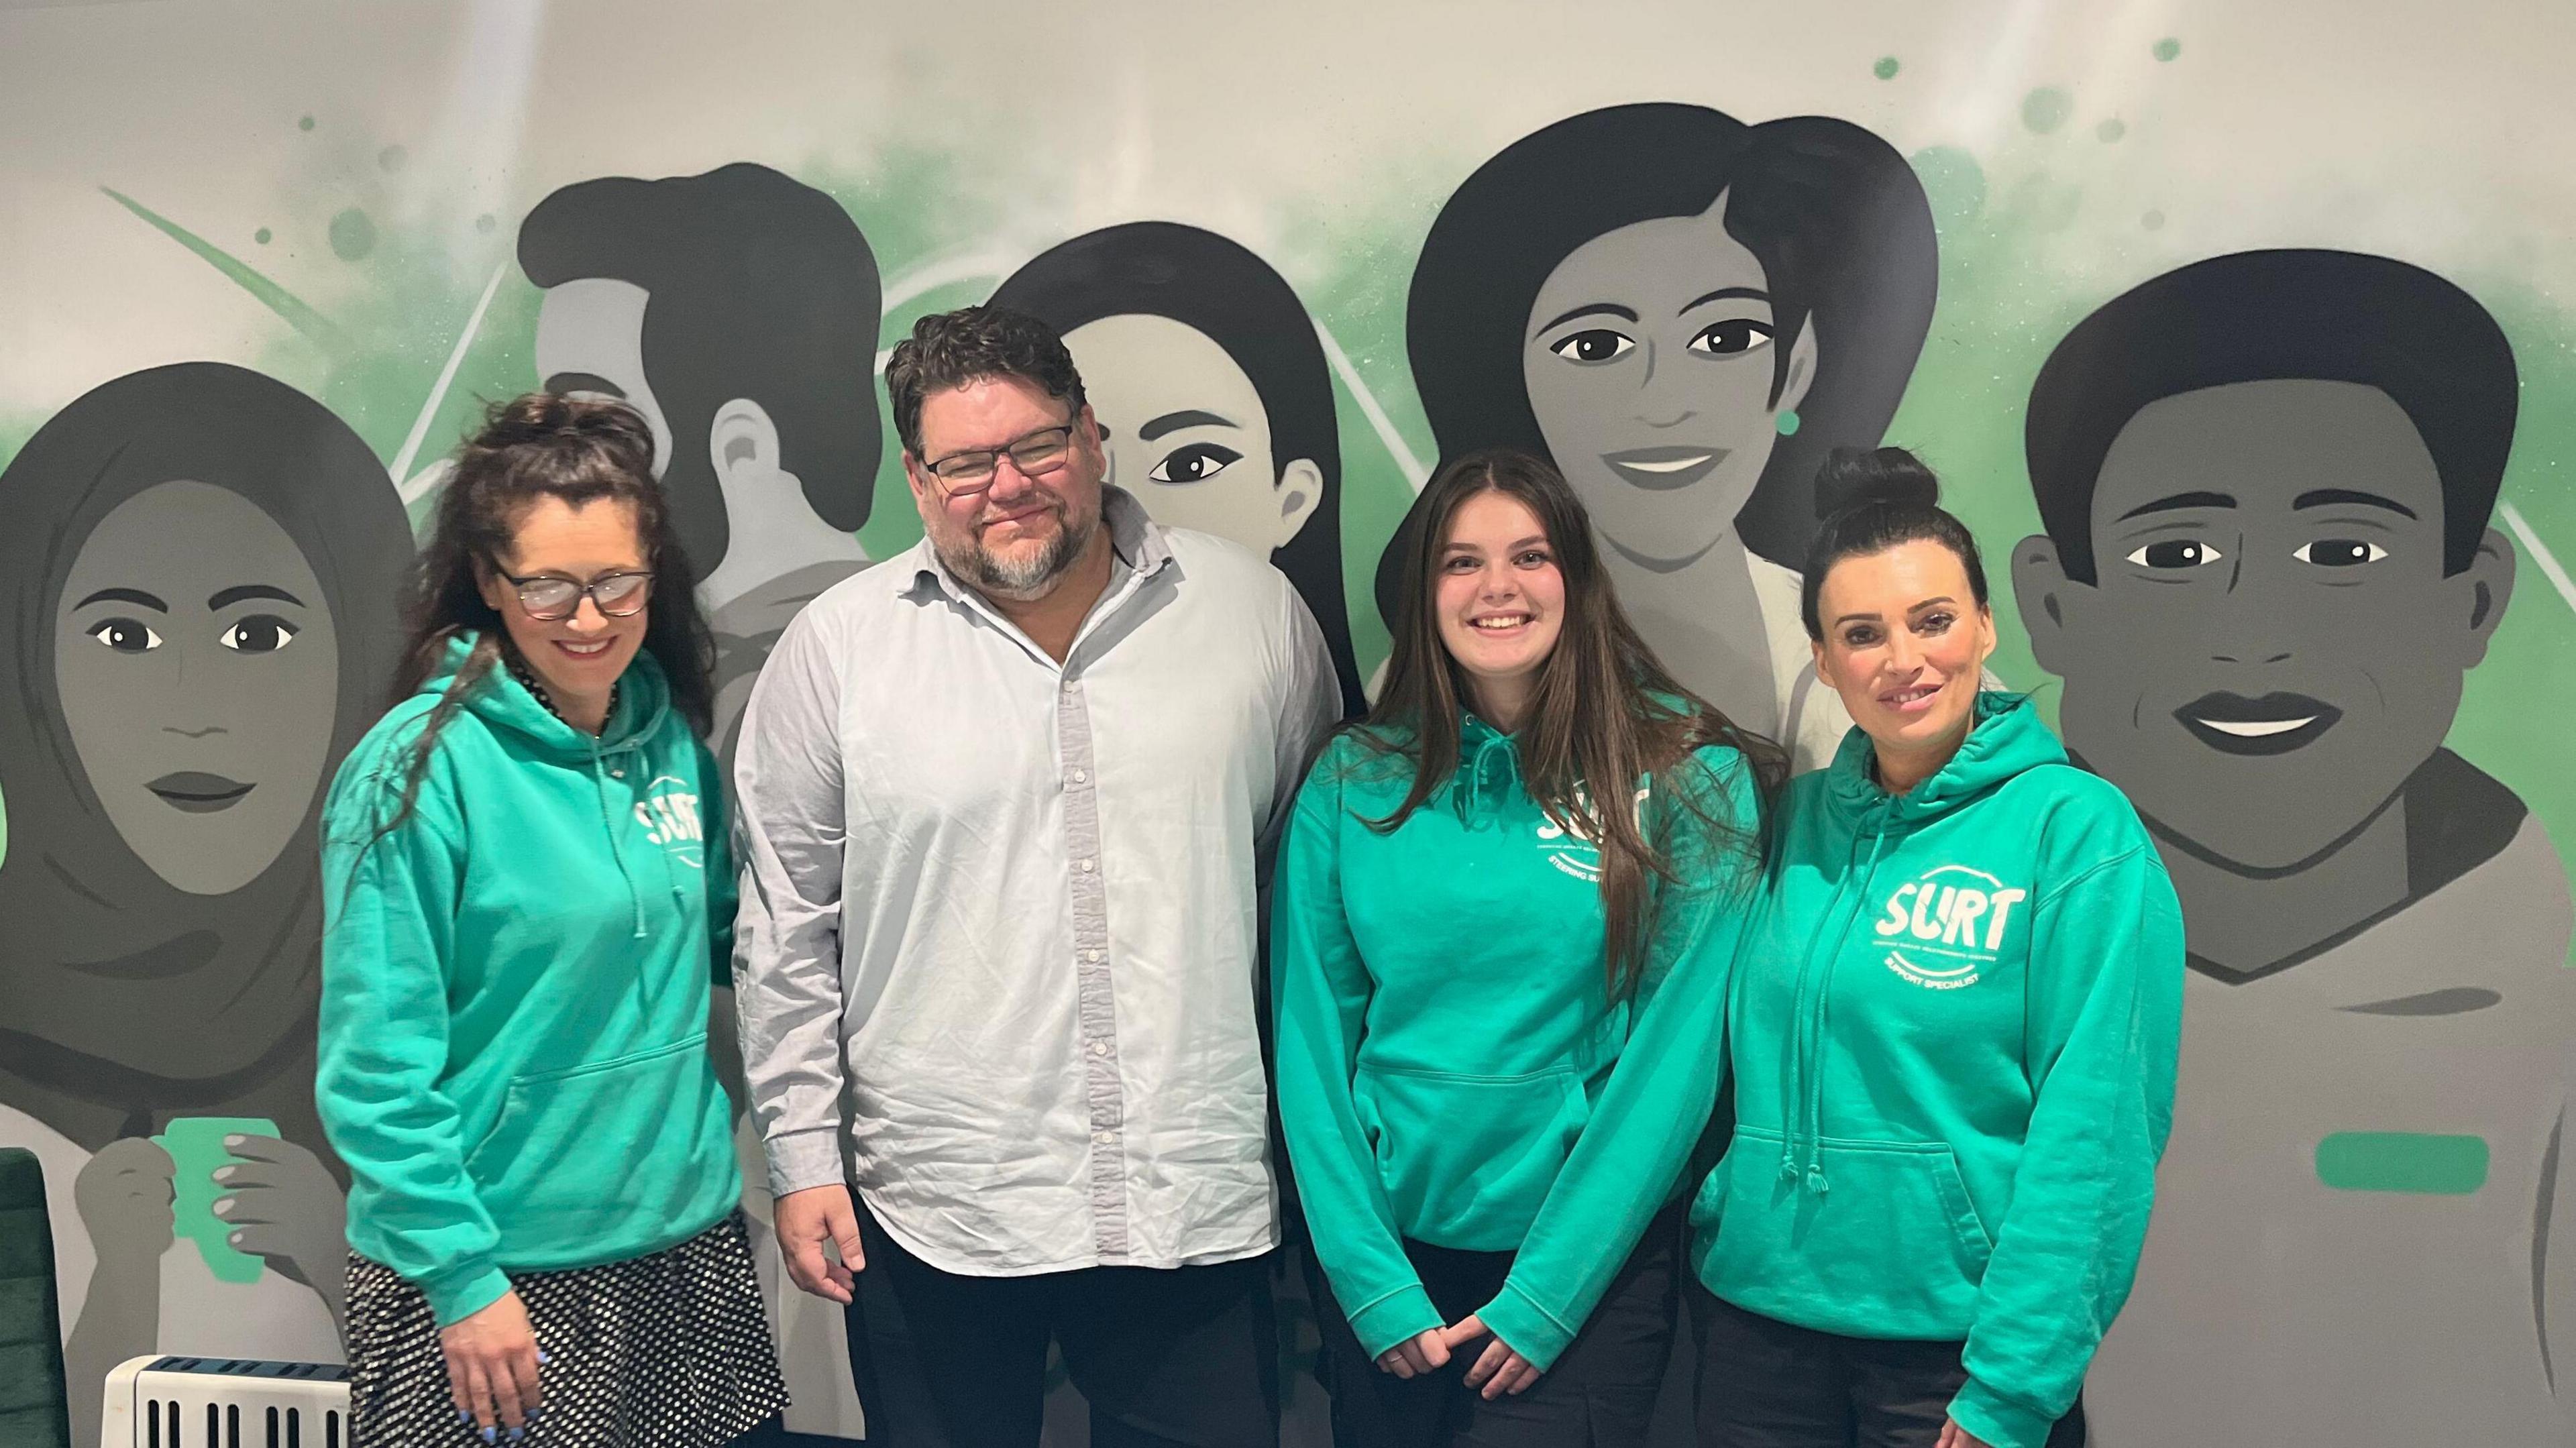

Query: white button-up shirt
left=733, top=489, right=1341, bottom=1274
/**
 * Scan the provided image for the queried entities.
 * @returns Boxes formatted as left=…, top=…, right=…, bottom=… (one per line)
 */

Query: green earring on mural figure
left=1775, top=408, right=1802, bottom=437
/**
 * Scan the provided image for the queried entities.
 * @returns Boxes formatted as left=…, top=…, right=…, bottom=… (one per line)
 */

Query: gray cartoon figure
left=1379, top=102, right=1938, bottom=769
left=518, top=161, right=881, bottom=764
left=991, top=221, right=1366, bottom=717
left=0, top=362, right=412, bottom=1445
left=2012, top=249, right=2576, bottom=1443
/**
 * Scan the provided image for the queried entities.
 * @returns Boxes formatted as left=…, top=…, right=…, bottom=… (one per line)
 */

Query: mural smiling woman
left=1387, top=102, right=1939, bottom=770
left=0, top=361, right=412, bottom=1443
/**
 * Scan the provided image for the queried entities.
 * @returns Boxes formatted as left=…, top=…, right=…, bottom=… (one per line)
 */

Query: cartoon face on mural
left=2021, top=250, right=2576, bottom=1443
left=0, top=363, right=413, bottom=1436
left=1384, top=103, right=1937, bottom=766
left=55, top=480, right=341, bottom=896
left=989, top=221, right=1366, bottom=716
left=2017, top=249, right=2533, bottom=970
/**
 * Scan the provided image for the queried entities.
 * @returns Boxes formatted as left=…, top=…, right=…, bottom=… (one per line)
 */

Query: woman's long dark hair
left=1358, top=447, right=1785, bottom=997
left=374, top=394, right=715, bottom=838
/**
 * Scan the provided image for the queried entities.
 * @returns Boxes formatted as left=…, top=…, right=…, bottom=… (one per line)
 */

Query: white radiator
left=99, top=1356, right=352, bottom=1448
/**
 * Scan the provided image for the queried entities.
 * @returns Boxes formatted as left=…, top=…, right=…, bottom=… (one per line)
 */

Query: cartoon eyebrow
left=2116, top=490, right=2237, bottom=522
left=75, top=588, right=169, bottom=612
left=209, top=584, right=307, bottom=610
left=1138, top=410, right=1236, bottom=443
left=1678, top=286, right=1771, bottom=315
left=1534, top=302, right=1641, bottom=335
left=543, top=371, right=627, bottom=400
left=2294, top=488, right=2419, bottom=519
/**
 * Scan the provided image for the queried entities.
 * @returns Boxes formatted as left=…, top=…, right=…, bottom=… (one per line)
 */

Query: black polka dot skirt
left=346, top=1211, right=790, bottom=1447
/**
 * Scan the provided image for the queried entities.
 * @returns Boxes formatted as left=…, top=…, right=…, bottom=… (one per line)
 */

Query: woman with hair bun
left=317, top=394, right=786, bottom=1445
left=1686, top=448, right=2184, bottom=1448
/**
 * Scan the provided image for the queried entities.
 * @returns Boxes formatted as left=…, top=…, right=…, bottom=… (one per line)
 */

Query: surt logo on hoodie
left=1534, top=785, right=1652, bottom=883
left=1873, top=865, right=2029, bottom=989
left=635, top=775, right=706, bottom=869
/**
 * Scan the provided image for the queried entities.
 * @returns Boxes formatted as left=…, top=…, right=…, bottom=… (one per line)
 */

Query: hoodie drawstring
left=1778, top=803, right=1895, bottom=1198
left=588, top=734, right=649, bottom=939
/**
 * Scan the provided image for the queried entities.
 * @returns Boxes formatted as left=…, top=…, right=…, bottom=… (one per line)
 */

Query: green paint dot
left=378, top=145, right=409, bottom=173
left=254, top=227, right=272, bottom=245
left=1874, top=56, right=1900, bottom=80
left=2142, top=209, right=2166, bottom=231
left=475, top=213, right=497, bottom=234
left=298, top=114, right=315, bottom=132
left=2096, top=118, right=2127, bottom=143
left=2316, top=1132, right=2488, bottom=1194
left=2153, top=37, right=2182, bottom=62
left=1909, top=146, right=1987, bottom=234
left=2021, top=87, right=2074, bottom=135
left=327, top=206, right=378, bottom=262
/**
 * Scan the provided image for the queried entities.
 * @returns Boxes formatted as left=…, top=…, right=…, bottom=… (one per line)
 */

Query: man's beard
left=939, top=498, right=1101, bottom=602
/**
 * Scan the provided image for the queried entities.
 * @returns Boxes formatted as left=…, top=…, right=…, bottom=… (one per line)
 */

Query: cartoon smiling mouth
left=1601, top=447, right=1729, bottom=491
left=148, top=771, right=255, bottom=813
left=2174, top=693, right=2344, bottom=757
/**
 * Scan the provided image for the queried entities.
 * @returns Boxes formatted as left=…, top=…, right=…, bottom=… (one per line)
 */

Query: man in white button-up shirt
left=733, top=304, right=1342, bottom=1447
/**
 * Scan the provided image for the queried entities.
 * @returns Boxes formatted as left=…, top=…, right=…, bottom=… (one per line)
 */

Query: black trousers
left=1689, top=1286, right=2086, bottom=1448
left=842, top=1196, right=1280, bottom=1448
left=1311, top=1202, right=1682, bottom=1447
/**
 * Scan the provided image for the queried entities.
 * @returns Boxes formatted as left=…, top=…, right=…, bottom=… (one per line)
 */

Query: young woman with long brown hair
left=1273, top=446, right=1782, bottom=1445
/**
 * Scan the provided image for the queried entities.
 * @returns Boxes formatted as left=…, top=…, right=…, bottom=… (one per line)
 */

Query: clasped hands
left=1375, top=1313, right=1538, bottom=1400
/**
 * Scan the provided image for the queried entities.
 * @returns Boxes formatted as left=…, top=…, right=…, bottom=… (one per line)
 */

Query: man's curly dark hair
left=885, top=305, right=1089, bottom=458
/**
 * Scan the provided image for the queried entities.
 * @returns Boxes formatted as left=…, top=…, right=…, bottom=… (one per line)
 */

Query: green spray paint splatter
left=2021, top=88, right=2074, bottom=135
left=378, top=145, right=409, bottom=174
left=99, top=188, right=343, bottom=345
left=2142, top=209, right=2166, bottom=230
left=298, top=114, right=315, bottom=131
left=254, top=227, right=272, bottom=245
left=2154, top=37, right=2182, bottom=62
left=1910, top=146, right=1988, bottom=237
left=1874, top=56, right=1900, bottom=80
left=329, top=207, right=379, bottom=261
left=2096, top=119, right=2127, bottom=144
left=476, top=213, right=496, bottom=234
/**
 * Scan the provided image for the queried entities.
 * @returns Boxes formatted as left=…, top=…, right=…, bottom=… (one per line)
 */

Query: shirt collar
left=901, top=485, right=1170, bottom=604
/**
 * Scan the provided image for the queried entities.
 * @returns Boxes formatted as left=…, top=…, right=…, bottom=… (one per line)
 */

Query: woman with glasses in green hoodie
left=1688, top=447, right=2184, bottom=1448
left=317, top=395, right=788, bottom=1446
left=1274, top=446, right=1782, bottom=1446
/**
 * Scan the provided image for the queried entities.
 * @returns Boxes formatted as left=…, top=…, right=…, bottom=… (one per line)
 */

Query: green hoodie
left=1274, top=717, right=1761, bottom=1370
left=317, top=632, right=741, bottom=1327
left=1691, top=693, right=2183, bottom=1448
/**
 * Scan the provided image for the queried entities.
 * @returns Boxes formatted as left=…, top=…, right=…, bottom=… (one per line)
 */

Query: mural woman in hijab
left=0, top=363, right=411, bottom=1432
left=1383, top=102, right=1937, bottom=768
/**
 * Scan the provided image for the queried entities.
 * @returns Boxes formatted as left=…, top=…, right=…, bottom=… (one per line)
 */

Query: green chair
left=0, top=1148, right=72, bottom=1448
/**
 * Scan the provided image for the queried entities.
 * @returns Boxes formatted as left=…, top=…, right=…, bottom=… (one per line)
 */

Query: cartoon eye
left=1546, top=329, right=1635, bottom=364
left=1686, top=319, right=1776, bottom=355
left=219, top=615, right=301, bottom=653
left=86, top=618, right=163, bottom=653
left=2125, top=539, right=2224, bottom=569
left=2294, top=539, right=2389, bottom=567
left=1147, top=443, right=1242, bottom=486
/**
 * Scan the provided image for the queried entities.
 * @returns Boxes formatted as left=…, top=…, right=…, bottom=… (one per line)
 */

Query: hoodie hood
left=1823, top=691, right=2065, bottom=829
left=427, top=629, right=673, bottom=763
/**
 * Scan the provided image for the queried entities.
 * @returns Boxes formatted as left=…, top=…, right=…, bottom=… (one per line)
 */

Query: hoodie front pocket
left=1351, top=1062, right=1589, bottom=1250
left=1698, top=1125, right=1991, bottom=1339
left=466, top=1034, right=731, bottom=1260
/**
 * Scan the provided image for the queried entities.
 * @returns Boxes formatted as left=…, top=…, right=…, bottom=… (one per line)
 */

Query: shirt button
left=1077, top=858, right=1095, bottom=873
left=1090, top=1040, right=1112, bottom=1058
left=1087, top=949, right=1105, bottom=963
left=1092, top=1129, right=1115, bottom=1145
left=1063, top=679, right=1079, bottom=695
left=1069, top=769, right=1088, bottom=785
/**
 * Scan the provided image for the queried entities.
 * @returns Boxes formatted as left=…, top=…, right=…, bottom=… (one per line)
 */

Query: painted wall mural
left=3, top=3, right=2573, bottom=1445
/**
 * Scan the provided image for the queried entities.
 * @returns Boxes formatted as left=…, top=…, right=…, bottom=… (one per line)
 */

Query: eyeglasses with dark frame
left=918, top=419, right=1081, bottom=502
left=496, top=567, right=656, bottom=621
